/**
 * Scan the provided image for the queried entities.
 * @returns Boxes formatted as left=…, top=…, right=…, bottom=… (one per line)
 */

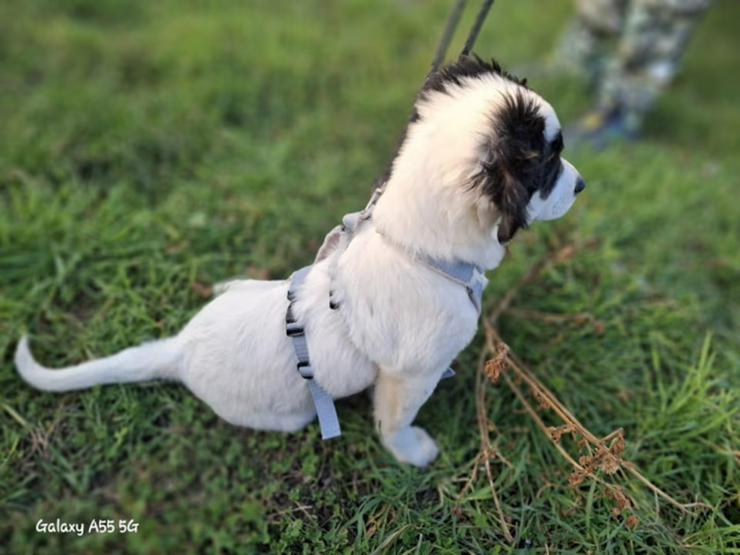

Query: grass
left=1, top=0, right=738, bottom=552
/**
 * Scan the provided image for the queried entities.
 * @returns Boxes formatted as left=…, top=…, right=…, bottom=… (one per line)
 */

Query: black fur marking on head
left=375, top=57, right=528, bottom=193
left=539, top=131, right=564, bottom=199
left=421, top=55, right=528, bottom=98
left=471, top=91, right=563, bottom=243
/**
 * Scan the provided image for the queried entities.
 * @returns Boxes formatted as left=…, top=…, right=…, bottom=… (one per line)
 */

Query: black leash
left=461, top=0, right=495, bottom=57
left=430, top=0, right=468, bottom=74
left=431, top=0, right=496, bottom=74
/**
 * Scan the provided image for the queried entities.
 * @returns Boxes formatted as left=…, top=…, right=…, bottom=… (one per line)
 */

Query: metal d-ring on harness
left=285, top=0, right=495, bottom=440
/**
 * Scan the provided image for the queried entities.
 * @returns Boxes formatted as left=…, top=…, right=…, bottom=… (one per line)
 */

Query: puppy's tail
left=14, top=335, right=182, bottom=392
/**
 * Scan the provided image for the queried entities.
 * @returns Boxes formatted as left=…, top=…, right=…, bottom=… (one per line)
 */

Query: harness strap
left=294, top=207, right=486, bottom=440
left=420, top=256, right=487, bottom=313
left=285, top=262, right=462, bottom=440
left=371, top=221, right=488, bottom=314
left=286, top=266, right=341, bottom=440
left=346, top=211, right=487, bottom=314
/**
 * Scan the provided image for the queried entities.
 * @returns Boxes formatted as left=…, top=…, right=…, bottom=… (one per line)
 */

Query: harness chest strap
left=342, top=210, right=488, bottom=312
left=285, top=225, right=486, bottom=440
left=286, top=265, right=341, bottom=440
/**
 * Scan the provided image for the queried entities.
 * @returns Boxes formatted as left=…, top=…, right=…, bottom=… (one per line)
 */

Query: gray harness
left=284, top=186, right=488, bottom=440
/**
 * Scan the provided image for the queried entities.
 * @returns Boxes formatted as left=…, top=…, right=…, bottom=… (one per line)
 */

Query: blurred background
left=1, top=0, right=738, bottom=552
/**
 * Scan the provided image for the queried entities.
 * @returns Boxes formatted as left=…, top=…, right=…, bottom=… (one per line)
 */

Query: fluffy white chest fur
left=16, top=58, right=585, bottom=467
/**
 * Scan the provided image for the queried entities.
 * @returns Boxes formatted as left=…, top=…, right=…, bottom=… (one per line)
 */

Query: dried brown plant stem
left=459, top=242, right=591, bottom=541
left=496, top=365, right=621, bottom=495
left=478, top=240, right=708, bottom=520
left=486, top=328, right=707, bottom=513
left=474, top=349, right=514, bottom=543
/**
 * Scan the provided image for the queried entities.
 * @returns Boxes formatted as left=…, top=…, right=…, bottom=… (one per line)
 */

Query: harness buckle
left=297, top=360, right=314, bottom=379
left=286, top=322, right=305, bottom=337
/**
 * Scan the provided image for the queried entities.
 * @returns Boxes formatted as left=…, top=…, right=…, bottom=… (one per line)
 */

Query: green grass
left=1, top=0, right=738, bottom=552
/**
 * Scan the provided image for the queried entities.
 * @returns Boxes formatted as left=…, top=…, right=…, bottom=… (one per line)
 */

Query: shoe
left=565, top=107, right=639, bottom=151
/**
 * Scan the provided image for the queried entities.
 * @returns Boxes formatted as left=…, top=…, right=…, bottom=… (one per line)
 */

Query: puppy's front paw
left=385, top=426, right=439, bottom=467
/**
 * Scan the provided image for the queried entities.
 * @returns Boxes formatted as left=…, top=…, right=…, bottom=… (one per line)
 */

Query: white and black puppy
left=16, top=57, right=585, bottom=467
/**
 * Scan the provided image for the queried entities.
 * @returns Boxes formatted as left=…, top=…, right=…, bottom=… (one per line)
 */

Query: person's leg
left=598, top=0, right=713, bottom=133
left=554, top=0, right=629, bottom=83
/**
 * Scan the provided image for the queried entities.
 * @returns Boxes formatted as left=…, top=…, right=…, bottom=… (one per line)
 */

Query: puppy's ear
left=473, top=91, right=546, bottom=243
left=494, top=174, right=530, bottom=243
left=474, top=193, right=523, bottom=243
left=474, top=146, right=533, bottom=243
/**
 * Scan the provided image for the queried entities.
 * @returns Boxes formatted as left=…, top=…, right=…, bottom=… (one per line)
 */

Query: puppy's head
left=413, top=56, right=585, bottom=244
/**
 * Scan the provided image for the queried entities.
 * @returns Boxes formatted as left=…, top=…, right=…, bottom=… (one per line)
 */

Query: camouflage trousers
left=558, top=0, right=712, bottom=129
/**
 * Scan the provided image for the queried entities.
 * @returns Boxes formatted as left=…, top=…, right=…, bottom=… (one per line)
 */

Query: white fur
left=15, top=72, right=583, bottom=467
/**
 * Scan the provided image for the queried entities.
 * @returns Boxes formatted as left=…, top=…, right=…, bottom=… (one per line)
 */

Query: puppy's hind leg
left=373, top=369, right=445, bottom=467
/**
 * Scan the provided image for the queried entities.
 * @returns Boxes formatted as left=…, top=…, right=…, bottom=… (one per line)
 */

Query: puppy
left=15, top=57, right=585, bottom=467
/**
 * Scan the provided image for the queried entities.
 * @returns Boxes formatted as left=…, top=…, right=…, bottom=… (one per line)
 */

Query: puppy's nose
left=574, top=177, right=586, bottom=195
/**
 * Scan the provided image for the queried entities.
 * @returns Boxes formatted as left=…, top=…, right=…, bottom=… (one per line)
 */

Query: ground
left=0, top=0, right=738, bottom=553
